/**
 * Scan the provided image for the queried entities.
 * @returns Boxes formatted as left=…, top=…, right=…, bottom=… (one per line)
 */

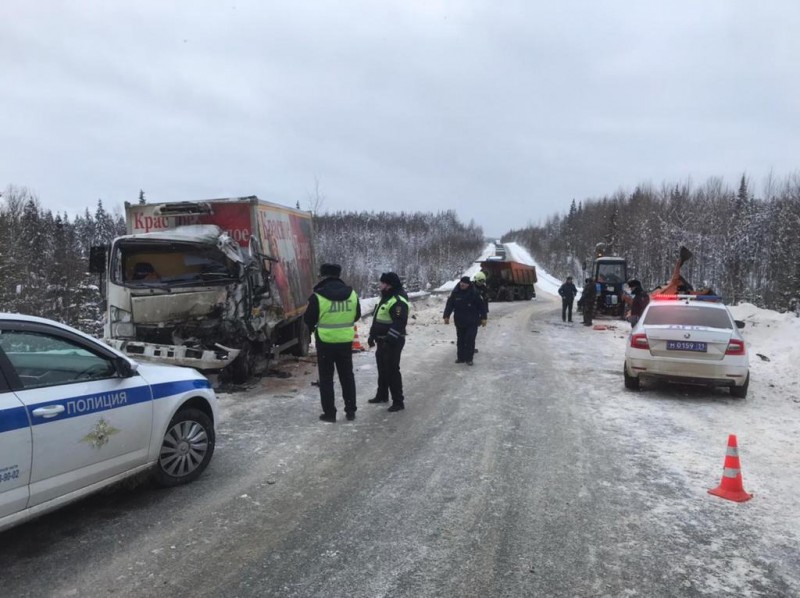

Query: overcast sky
left=2, top=1, right=798, bottom=236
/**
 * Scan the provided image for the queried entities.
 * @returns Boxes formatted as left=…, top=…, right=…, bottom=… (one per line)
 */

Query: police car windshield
left=643, top=305, right=732, bottom=329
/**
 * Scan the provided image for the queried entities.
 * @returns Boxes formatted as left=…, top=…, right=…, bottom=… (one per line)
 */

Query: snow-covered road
left=1, top=286, right=798, bottom=597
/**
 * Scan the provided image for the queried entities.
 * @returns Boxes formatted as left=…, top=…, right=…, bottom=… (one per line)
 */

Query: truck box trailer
left=92, top=196, right=316, bottom=382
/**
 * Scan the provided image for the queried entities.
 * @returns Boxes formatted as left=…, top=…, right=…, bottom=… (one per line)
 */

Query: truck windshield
left=596, top=263, right=626, bottom=284
left=110, top=241, right=239, bottom=287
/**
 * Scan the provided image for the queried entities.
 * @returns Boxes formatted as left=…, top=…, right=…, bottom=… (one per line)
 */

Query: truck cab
left=592, top=256, right=628, bottom=317
left=92, top=197, right=316, bottom=383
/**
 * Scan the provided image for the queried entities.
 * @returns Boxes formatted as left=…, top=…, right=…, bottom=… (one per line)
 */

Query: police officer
left=443, top=276, right=487, bottom=365
left=304, top=263, right=361, bottom=422
left=558, top=276, right=578, bottom=322
left=367, top=272, right=410, bottom=412
left=473, top=271, right=490, bottom=353
left=578, top=277, right=596, bottom=326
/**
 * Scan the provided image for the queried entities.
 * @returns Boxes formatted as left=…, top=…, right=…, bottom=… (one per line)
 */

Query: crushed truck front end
left=104, top=225, right=251, bottom=371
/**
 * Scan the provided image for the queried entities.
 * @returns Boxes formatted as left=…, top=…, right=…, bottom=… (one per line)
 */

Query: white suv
left=623, top=296, right=750, bottom=397
left=1, top=313, right=218, bottom=532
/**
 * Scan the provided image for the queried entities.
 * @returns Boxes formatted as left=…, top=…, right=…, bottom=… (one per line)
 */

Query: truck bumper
left=106, top=339, right=241, bottom=371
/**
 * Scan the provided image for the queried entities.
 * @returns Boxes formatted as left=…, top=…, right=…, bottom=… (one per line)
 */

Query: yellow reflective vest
left=315, top=291, right=358, bottom=343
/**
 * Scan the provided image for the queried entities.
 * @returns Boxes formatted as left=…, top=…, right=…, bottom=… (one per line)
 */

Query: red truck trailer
left=478, top=258, right=537, bottom=301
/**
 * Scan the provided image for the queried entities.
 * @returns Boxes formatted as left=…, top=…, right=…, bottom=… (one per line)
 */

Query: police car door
left=0, top=321, right=153, bottom=508
left=0, top=364, right=31, bottom=521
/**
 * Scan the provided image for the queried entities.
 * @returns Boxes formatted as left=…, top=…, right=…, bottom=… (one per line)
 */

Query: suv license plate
left=666, top=340, right=707, bottom=352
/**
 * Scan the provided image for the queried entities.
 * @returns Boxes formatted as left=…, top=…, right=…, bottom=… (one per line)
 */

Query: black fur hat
left=380, top=272, right=402, bottom=288
left=319, top=263, right=342, bottom=277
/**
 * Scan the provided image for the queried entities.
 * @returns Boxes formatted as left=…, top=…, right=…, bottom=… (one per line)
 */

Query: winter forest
left=1, top=173, right=799, bottom=337
left=505, top=174, right=800, bottom=312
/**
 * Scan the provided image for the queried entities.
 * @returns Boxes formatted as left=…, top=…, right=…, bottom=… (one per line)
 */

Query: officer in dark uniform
left=578, top=277, right=596, bottom=326
left=558, top=276, right=578, bottom=322
left=443, top=276, right=487, bottom=365
left=367, top=272, right=410, bottom=412
left=304, top=263, right=361, bottom=422
left=472, top=271, right=490, bottom=353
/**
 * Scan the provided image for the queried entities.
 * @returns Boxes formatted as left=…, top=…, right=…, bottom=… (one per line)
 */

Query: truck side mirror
left=89, top=245, right=108, bottom=274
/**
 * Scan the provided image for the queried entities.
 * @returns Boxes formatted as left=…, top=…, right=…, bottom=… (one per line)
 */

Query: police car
left=0, top=313, right=218, bottom=532
left=623, top=295, right=750, bottom=397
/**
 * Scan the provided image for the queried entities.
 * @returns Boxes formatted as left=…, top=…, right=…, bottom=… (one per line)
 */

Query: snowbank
left=434, top=243, right=496, bottom=293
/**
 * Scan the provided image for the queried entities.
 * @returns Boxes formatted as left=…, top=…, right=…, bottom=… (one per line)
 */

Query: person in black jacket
left=473, top=271, right=490, bottom=353
left=558, top=276, right=578, bottom=322
left=625, top=279, right=650, bottom=327
left=578, top=277, right=596, bottom=326
left=367, top=272, right=410, bottom=412
left=304, top=263, right=361, bottom=422
left=443, top=276, right=487, bottom=365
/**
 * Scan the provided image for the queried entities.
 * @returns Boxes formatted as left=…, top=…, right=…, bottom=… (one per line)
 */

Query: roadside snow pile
left=504, top=242, right=562, bottom=298
left=730, top=302, right=800, bottom=397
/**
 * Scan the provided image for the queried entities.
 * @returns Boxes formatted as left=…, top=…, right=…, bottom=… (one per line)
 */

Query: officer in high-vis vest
left=304, top=263, right=361, bottom=422
left=367, top=272, right=410, bottom=412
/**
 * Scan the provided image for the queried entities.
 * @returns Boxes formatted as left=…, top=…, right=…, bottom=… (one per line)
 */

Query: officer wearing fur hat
left=443, top=276, right=487, bottom=365
left=367, top=272, right=410, bottom=412
left=304, top=263, right=361, bottom=422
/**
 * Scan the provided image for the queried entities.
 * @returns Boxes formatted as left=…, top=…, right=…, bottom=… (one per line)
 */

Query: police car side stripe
left=27, top=385, right=154, bottom=426
left=0, top=378, right=211, bottom=433
left=0, top=405, right=30, bottom=434
left=150, top=379, right=211, bottom=398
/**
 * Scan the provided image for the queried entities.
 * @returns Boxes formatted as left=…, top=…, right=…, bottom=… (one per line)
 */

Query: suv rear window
left=643, top=305, right=732, bottom=329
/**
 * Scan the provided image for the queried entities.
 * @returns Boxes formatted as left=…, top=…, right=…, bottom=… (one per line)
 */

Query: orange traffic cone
left=352, top=325, right=365, bottom=352
left=708, top=434, right=753, bottom=502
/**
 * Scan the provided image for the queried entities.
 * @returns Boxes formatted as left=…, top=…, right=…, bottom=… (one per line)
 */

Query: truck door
left=0, top=364, right=31, bottom=521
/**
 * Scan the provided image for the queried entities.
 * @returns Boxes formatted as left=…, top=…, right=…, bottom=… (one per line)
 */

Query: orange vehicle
left=478, top=258, right=537, bottom=301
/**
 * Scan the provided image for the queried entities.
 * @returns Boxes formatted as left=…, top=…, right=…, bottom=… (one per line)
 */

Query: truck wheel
left=230, top=341, right=252, bottom=384
left=153, top=408, right=215, bottom=487
left=290, top=320, right=310, bottom=357
left=623, top=362, right=640, bottom=390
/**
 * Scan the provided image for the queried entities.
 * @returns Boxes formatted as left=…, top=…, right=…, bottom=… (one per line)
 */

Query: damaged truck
left=90, top=196, right=316, bottom=383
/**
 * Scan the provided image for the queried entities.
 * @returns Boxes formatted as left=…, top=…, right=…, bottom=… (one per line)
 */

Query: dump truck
left=90, top=196, right=316, bottom=383
left=478, top=258, right=537, bottom=301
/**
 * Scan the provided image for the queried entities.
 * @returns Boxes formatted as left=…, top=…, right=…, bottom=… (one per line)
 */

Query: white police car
left=623, top=295, right=750, bottom=397
left=0, top=313, right=218, bottom=532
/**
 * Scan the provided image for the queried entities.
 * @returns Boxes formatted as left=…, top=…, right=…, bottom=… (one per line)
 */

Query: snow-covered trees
left=0, top=186, right=125, bottom=331
left=504, top=174, right=800, bottom=312
left=313, top=210, right=484, bottom=295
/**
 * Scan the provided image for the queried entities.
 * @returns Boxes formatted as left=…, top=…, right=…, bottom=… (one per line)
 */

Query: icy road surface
left=2, top=293, right=798, bottom=597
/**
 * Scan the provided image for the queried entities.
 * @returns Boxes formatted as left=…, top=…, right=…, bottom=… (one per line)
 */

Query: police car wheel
left=623, top=362, right=640, bottom=390
left=154, top=408, right=215, bottom=487
left=729, top=373, right=749, bottom=398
